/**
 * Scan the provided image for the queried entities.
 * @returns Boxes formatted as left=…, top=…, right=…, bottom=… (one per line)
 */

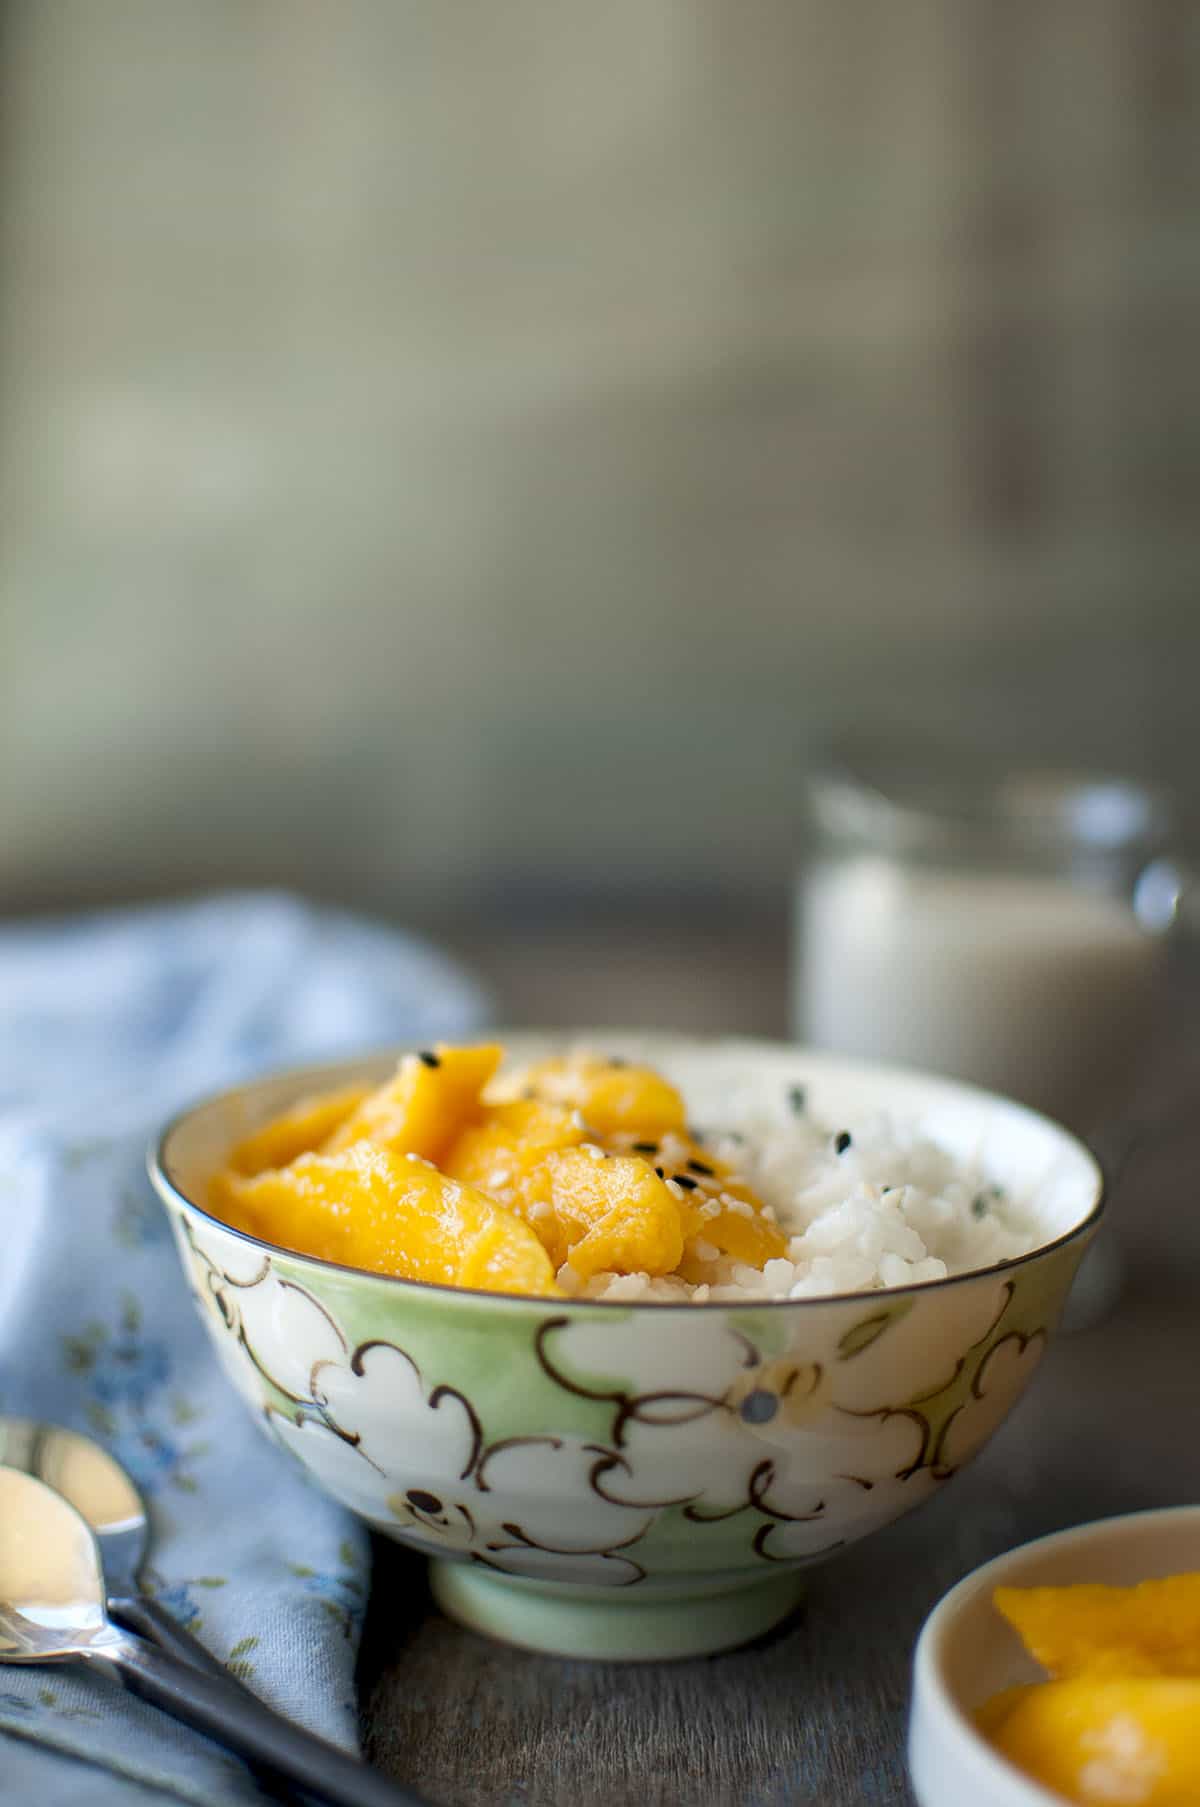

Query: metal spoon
left=0, top=1416, right=237, bottom=1679
left=0, top=1468, right=425, bottom=1807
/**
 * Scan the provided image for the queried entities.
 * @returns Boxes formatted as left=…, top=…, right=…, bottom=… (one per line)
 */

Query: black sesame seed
left=674, top=1174, right=699, bottom=1191
left=788, top=1085, right=807, bottom=1116
left=688, top=1158, right=715, bottom=1177
left=834, top=1131, right=852, bottom=1155
left=608, top=1056, right=628, bottom=1068
left=654, top=1166, right=666, bottom=1180
left=633, top=1141, right=658, bottom=1155
left=417, top=1050, right=440, bottom=1069
left=971, top=1194, right=988, bottom=1220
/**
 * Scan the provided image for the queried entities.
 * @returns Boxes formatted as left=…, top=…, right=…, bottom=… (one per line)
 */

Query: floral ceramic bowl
left=150, top=1035, right=1103, bottom=1661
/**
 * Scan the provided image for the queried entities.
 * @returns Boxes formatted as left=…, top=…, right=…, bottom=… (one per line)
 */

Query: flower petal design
left=236, top=1274, right=348, bottom=1403
left=268, top=1414, right=397, bottom=1522
left=477, top=1542, right=645, bottom=1587
left=475, top=1437, right=652, bottom=1555
left=315, top=1341, right=480, bottom=1484
left=830, top=1280, right=1013, bottom=1411
left=937, top=1329, right=1046, bottom=1472
left=539, top=1312, right=756, bottom=1411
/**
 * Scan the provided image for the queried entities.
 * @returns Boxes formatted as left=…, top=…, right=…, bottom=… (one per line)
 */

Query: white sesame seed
left=665, top=1178, right=685, bottom=1200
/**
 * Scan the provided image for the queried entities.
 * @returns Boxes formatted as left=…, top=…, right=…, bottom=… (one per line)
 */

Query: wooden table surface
left=356, top=923, right=1200, bottom=1807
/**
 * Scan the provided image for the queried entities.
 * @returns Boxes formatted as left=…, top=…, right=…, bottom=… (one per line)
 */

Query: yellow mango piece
left=442, top=1100, right=585, bottom=1247
left=605, top=1131, right=788, bottom=1275
left=520, top=1054, right=687, bottom=1140
left=322, top=1043, right=502, bottom=1163
left=540, top=1148, right=685, bottom=1280
left=219, top=1143, right=559, bottom=1295
left=446, top=1098, right=585, bottom=1177
left=226, top=1085, right=370, bottom=1177
left=677, top=1175, right=788, bottom=1272
left=972, top=1684, right=1036, bottom=1740
left=991, top=1675, right=1200, bottom=1806
left=995, top=1575, right=1200, bottom=1680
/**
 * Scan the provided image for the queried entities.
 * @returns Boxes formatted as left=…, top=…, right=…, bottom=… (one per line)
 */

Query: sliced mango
left=539, top=1148, right=684, bottom=1280
left=210, top=1043, right=790, bottom=1298
left=323, top=1044, right=502, bottom=1164
left=220, top=1143, right=559, bottom=1295
left=606, top=1131, right=788, bottom=1276
left=520, top=1054, right=687, bottom=1141
left=442, top=1099, right=585, bottom=1243
left=994, top=1575, right=1200, bottom=1680
left=226, top=1084, right=370, bottom=1177
left=991, top=1675, right=1200, bottom=1806
left=973, top=1683, right=1035, bottom=1740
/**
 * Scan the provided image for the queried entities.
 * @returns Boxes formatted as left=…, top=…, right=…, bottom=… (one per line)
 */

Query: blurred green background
left=1, top=2, right=1197, bottom=987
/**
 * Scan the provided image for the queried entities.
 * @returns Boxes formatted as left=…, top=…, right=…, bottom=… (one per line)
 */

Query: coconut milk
left=795, top=856, right=1164, bottom=1128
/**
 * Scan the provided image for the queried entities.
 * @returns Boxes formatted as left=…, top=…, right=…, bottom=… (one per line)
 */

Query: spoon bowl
left=0, top=1468, right=115, bottom=1659
left=0, top=1419, right=143, bottom=1595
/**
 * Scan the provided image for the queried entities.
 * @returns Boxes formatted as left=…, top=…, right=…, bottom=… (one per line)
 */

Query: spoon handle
left=109, top=1594, right=255, bottom=1688
left=91, top=1624, right=427, bottom=1807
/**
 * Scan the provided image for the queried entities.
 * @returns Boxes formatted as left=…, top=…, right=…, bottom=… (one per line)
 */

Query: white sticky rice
left=564, top=1089, right=1041, bottom=1305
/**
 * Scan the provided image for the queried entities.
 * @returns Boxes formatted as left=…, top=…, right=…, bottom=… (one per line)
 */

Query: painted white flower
left=827, top=1280, right=1014, bottom=1411
left=547, top=1309, right=756, bottom=1403
left=313, top=1340, right=480, bottom=1484
left=269, top=1414, right=649, bottom=1586
left=540, top=1277, right=1017, bottom=1535
left=938, top=1329, right=1045, bottom=1472
left=213, top=1273, right=654, bottom=1586
left=590, top=1367, right=932, bottom=1545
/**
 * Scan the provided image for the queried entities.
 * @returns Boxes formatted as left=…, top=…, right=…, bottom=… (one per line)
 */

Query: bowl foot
left=428, top=1561, right=806, bottom=1661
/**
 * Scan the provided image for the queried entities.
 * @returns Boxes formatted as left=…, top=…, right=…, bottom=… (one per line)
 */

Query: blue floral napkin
left=0, top=891, right=491, bottom=1805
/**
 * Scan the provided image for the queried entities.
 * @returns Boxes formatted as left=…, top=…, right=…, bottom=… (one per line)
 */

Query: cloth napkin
left=0, top=891, right=491, bottom=1806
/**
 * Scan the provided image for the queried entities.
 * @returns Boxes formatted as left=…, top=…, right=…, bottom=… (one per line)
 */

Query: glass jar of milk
left=793, top=757, right=1179, bottom=1132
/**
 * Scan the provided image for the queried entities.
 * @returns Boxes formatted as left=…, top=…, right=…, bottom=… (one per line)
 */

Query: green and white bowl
left=150, top=1035, right=1102, bottom=1662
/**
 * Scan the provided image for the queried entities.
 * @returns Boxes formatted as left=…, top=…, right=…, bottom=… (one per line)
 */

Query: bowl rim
left=148, top=1034, right=1106, bottom=1314
left=908, top=1504, right=1200, bottom=1807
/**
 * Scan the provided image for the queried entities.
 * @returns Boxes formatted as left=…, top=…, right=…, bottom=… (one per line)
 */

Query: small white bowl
left=908, top=1504, right=1200, bottom=1807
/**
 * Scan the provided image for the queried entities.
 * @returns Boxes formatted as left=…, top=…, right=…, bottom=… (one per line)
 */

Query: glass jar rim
left=808, top=745, right=1173, bottom=857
